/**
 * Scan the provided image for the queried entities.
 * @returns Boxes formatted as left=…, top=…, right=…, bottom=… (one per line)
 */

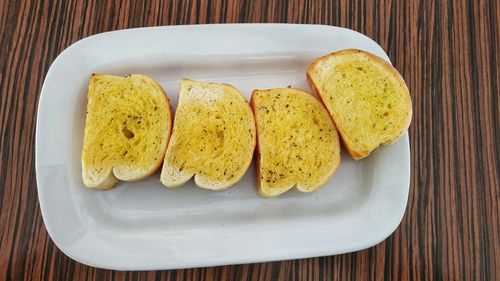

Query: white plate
left=36, top=24, right=410, bottom=270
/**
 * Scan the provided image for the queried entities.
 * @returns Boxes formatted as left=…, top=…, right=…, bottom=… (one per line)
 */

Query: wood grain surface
left=0, top=0, right=499, bottom=280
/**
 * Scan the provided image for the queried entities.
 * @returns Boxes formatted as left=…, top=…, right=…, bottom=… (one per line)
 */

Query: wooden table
left=1, top=0, right=498, bottom=280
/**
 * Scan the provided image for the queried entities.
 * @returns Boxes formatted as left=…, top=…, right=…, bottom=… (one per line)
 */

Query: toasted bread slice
left=251, top=88, right=341, bottom=197
left=307, top=49, right=412, bottom=159
left=81, top=74, right=172, bottom=189
left=161, top=79, right=256, bottom=190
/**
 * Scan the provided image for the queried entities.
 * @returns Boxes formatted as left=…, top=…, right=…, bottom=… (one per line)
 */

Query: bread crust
left=307, top=49, right=412, bottom=159
left=251, top=88, right=341, bottom=197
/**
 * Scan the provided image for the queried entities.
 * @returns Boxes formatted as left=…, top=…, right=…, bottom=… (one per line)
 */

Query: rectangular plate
left=36, top=24, right=410, bottom=270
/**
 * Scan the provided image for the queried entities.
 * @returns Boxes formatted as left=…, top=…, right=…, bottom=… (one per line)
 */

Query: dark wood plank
left=0, top=0, right=498, bottom=280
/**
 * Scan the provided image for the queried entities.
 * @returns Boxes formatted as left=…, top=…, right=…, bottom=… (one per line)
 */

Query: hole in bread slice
left=122, top=127, right=135, bottom=139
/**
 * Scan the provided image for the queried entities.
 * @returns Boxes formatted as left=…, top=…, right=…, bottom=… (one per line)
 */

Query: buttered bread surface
left=308, top=49, right=412, bottom=159
left=161, top=79, right=256, bottom=190
left=82, top=74, right=171, bottom=189
left=252, top=88, right=341, bottom=197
